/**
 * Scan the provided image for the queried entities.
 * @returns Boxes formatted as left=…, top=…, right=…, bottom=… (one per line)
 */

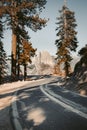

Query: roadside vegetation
left=0, top=0, right=87, bottom=95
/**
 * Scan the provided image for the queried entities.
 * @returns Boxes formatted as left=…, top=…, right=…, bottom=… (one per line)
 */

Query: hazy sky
left=3, top=0, right=87, bottom=56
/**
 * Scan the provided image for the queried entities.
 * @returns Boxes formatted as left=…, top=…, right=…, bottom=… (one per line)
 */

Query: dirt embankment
left=64, top=59, right=87, bottom=96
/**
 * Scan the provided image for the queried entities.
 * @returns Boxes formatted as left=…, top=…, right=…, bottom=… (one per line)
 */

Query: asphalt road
left=14, top=84, right=87, bottom=130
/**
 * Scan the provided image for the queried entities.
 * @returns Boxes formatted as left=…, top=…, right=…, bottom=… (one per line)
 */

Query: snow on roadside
left=0, top=80, right=35, bottom=110
left=0, top=80, right=32, bottom=94
left=0, top=78, right=47, bottom=94
left=0, top=80, right=29, bottom=89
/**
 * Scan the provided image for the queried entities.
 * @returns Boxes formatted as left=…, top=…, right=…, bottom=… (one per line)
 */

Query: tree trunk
left=16, top=42, right=20, bottom=80
left=11, top=33, right=17, bottom=81
left=65, top=61, right=69, bottom=77
left=24, top=64, right=27, bottom=81
left=17, top=63, right=20, bottom=80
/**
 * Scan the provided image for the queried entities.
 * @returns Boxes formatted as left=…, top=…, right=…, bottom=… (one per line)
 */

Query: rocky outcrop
left=65, top=56, right=87, bottom=95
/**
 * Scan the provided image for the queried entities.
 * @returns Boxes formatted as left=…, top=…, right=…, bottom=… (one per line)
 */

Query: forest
left=0, top=0, right=87, bottom=87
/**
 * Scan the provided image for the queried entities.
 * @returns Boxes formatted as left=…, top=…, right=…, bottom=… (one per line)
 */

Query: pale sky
left=3, top=0, right=87, bottom=56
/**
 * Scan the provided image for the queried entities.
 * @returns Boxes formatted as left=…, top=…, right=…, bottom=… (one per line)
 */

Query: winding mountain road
left=11, top=77, right=87, bottom=130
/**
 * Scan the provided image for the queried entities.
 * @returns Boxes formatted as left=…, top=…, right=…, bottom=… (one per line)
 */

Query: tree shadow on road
left=16, top=86, right=87, bottom=130
left=0, top=81, right=87, bottom=130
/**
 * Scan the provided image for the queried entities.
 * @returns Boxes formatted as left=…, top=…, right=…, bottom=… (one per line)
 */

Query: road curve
left=11, top=78, right=87, bottom=130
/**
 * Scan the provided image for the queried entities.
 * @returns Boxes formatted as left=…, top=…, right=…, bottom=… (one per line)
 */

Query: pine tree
left=0, top=0, right=47, bottom=81
left=0, top=18, right=7, bottom=84
left=55, top=3, right=78, bottom=77
left=16, top=22, right=30, bottom=80
left=18, top=39, right=36, bottom=80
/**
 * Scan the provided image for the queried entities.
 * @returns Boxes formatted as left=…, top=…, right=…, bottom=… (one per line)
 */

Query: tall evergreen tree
left=16, top=21, right=30, bottom=79
left=0, top=18, right=7, bottom=84
left=18, top=39, right=36, bottom=80
left=0, top=0, right=47, bottom=81
left=55, top=2, right=78, bottom=77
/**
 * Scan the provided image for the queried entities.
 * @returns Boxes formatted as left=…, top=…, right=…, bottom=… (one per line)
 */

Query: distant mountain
left=31, top=51, right=55, bottom=75
left=6, top=51, right=80, bottom=76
